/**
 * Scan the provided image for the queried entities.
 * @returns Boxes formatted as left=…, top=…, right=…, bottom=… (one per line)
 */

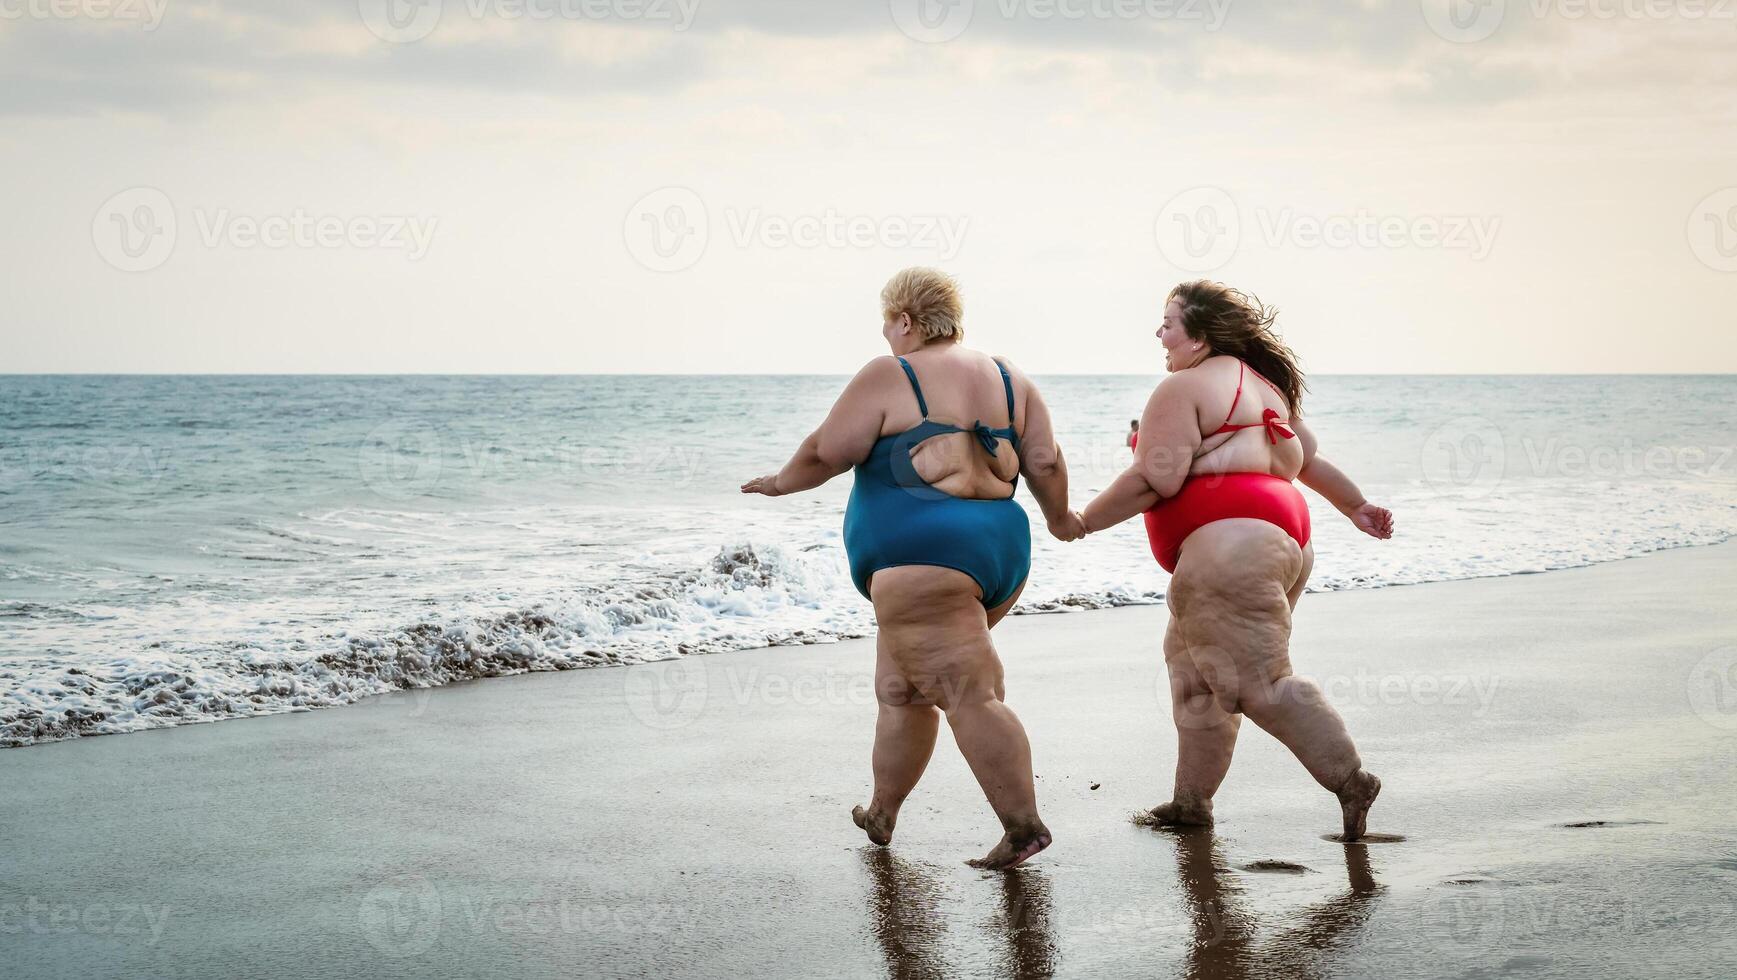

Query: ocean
left=3, top=374, right=1734, bottom=748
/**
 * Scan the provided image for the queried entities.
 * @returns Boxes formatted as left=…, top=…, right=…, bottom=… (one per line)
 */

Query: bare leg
left=871, top=566, right=1051, bottom=870
left=1172, top=523, right=1379, bottom=841
left=1136, top=615, right=1240, bottom=828
left=853, top=633, right=941, bottom=846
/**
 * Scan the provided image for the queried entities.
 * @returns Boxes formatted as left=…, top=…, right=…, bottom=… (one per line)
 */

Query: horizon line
left=4, top=371, right=1735, bottom=379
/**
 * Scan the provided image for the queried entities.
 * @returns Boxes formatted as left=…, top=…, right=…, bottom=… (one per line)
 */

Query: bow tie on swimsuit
left=1254, top=408, right=1295, bottom=445
left=968, top=421, right=1007, bottom=455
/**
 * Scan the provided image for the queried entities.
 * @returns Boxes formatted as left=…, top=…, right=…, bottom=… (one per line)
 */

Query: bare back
left=881, top=346, right=1023, bottom=500
left=1186, top=357, right=1306, bottom=481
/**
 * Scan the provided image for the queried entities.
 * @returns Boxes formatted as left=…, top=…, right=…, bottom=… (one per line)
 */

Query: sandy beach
left=5, top=542, right=1737, bottom=979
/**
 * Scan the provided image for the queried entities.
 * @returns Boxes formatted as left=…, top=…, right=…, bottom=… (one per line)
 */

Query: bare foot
left=1337, top=770, right=1381, bottom=843
left=966, top=824, right=1053, bottom=870
left=852, top=805, right=895, bottom=847
left=1131, top=799, right=1213, bottom=828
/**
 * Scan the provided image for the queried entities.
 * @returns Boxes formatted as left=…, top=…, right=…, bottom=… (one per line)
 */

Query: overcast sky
left=3, top=0, right=1734, bottom=373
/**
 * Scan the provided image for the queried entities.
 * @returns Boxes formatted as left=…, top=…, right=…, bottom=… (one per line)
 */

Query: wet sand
left=4, top=543, right=1737, bottom=979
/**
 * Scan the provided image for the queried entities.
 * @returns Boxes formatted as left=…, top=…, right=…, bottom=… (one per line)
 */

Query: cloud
left=0, top=0, right=1724, bottom=119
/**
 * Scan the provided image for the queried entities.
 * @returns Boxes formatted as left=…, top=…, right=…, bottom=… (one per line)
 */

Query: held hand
left=1349, top=502, right=1394, bottom=540
left=1048, top=510, right=1088, bottom=543
left=740, top=474, right=784, bottom=497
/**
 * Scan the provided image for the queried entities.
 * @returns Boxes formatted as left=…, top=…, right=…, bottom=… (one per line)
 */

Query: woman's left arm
left=1292, top=418, right=1394, bottom=540
left=741, top=358, right=893, bottom=497
left=1081, top=375, right=1201, bottom=533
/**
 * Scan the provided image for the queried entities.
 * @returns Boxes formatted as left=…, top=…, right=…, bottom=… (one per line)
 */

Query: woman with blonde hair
left=743, top=268, right=1082, bottom=869
left=1079, top=281, right=1394, bottom=841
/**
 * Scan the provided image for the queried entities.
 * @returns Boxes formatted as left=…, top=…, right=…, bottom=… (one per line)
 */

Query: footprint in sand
left=1555, top=820, right=1663, bottom=829
left=1240, top=860, right=1312, bottom=874
left=1440, top=873, right=1512, bottom=887
left=1321, top=832, right=1407, bottom=844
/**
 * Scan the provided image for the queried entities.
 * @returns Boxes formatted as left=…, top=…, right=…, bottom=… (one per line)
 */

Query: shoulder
left=848, top=355, right=903, bottom=384
left=986, top=353, right=1029, bottom=385
left=1152, top=368, right=1202, bottom=402
left=836, top=356, right=904, bottom=402
left=984, top=353, right=1039, bottom=403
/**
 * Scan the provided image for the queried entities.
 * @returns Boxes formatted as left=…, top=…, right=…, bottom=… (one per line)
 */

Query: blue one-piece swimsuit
left=842, top=356, right=1033, bottom=608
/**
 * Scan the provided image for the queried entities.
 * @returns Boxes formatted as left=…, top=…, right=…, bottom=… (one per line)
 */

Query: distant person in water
left=1127, top=419, right=1140, bottom=451
left=743, top=267, right=1083, bottom=869
left=1073, top=281, right=1394, bottom=842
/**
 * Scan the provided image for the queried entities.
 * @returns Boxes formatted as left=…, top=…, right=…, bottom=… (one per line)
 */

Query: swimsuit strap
left=1246, top=361, right=1286, bottom=400
left=895, top=356, right=930, bottom=418
left=994, top=358, right=1018, bottom=445
left=1218, top=360, right=1246, bottom=433
left=1211, top=359, right=1295, bottom=444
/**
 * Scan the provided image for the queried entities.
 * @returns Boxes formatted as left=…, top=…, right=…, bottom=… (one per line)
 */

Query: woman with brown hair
left=1077, top=280, right=1394, bottom=841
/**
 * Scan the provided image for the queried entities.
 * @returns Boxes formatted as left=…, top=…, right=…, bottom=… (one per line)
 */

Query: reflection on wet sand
left=859, top=834, right=1377, bottom=979
left=860, top=848, right=1060, bottom=980
left=1168, top=829, right=1384, bottom=980
left=989, top=866, right=1060, bottom=979
left=861, top=849, right=952, bottom=980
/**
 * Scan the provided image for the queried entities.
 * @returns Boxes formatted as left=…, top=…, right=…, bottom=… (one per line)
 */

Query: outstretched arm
left=1081, top=469, right=1160, bottom=533
left=1292, top=418, right=1394, bottom=540
left=999, top=358, right=1084, bottom=541
left=1082, top=376, right=1200, bottom=533
left=741, top=358, right=892, bottom=497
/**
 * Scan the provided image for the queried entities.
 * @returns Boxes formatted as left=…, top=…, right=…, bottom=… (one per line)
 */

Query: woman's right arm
left=999, top=359, right=1082, bottom=541
left=741, top=358, right=892, bottom=497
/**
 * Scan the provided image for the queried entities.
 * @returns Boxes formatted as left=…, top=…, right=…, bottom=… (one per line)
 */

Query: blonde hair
left=881, top=267, right=964, bottom=343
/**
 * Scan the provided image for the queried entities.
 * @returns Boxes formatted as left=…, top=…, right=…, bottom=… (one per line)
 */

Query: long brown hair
left=1168, top=280, right=1307, bottom=414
